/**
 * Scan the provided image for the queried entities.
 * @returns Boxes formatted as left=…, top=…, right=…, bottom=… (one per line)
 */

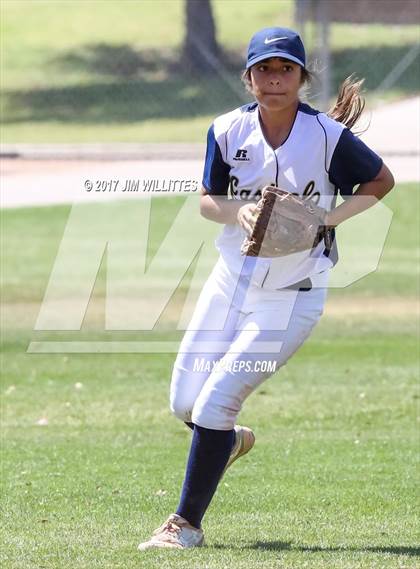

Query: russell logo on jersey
left=233, top=149, right=250, bottom=161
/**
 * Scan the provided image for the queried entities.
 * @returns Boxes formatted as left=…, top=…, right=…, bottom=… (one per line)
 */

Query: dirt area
left=2, top=297, right=418, bottom=333
left=323, top=296, right=419, bottom=318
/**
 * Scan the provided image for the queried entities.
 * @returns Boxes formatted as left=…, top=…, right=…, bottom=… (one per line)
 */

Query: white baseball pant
left=170, top=257, right=329, bottom=430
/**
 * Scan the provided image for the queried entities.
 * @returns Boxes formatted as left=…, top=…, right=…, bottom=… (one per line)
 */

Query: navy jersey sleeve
left=202, top=124, right=231, bottom=195
left=329, top=128, right=383, bottom=199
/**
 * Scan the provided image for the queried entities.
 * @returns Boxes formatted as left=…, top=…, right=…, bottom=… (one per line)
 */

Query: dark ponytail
left=327, top=75, right=366, bottom=131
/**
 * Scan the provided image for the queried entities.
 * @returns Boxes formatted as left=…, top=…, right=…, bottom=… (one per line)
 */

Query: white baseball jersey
left=202, top=102, right=383, bottom=289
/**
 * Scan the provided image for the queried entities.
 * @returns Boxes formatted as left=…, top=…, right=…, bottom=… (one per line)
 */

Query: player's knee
left=169, top=394, right=193, bottom=423
left=191, top=400, right=236, bottom=430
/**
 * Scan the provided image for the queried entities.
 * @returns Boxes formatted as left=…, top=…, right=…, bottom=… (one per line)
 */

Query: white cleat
left=138, top=514, right=204, bottom=550
left=223, top=425, right=255, bottom=475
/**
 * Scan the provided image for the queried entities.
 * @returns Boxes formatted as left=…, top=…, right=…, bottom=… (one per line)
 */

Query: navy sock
left=176, top=424, right=235, bottom=529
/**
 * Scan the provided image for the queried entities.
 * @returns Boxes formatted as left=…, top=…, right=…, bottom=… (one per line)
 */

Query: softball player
left=139, top=27, right=394, bottom=550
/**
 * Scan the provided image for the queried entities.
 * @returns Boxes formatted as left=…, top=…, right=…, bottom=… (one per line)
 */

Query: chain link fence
left=1, top=0, right=419, bottom=143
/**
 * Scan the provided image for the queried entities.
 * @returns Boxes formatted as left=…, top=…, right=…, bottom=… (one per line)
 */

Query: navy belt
left=282, top=277, right=312, bottom=291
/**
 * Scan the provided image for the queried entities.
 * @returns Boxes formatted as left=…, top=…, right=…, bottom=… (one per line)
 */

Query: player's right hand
left=237, top=203, right=259, bottom=235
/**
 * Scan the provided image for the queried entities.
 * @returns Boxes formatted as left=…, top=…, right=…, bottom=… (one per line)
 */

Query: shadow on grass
left=1, top=78, right=249, bottom=125
left=331, top=45, right=420, bottom=93
left=53, top=43, right=171, bottom=79
left=51, top=43, right=244, bottom=79
left=2, top=43, right=419, bottom=126
left=215, top=540, right=420, bottom=556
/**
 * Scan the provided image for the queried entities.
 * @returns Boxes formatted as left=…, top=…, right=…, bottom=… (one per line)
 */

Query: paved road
left=359, top=95, right=419, bottom=183
left=1, top=97, right=418, bottom=208
left=0, top=159, right=203, bottom=208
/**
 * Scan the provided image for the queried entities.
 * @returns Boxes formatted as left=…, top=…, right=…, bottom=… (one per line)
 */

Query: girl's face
left=249, top=57, right=302, bottom=112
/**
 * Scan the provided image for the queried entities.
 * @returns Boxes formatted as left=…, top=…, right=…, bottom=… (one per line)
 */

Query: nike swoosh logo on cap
left=264, top=36, right=288, bottom=44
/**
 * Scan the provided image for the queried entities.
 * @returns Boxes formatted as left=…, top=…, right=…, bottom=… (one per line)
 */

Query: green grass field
left=1, top=0, right=419, bottom=143
left=1, top=183, right=419, bottom=568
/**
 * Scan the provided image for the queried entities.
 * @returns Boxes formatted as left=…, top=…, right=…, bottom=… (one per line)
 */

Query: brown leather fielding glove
left=240, top=186, right=332, bottom=257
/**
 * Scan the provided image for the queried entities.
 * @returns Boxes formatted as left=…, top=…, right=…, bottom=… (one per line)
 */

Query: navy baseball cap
left=246, top=27, right=306, bottom=69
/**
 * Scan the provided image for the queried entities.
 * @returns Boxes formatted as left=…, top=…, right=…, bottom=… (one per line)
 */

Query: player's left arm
left=325, top=127, right=395, bottom=228
left=326, top=162, right=395, bottom=227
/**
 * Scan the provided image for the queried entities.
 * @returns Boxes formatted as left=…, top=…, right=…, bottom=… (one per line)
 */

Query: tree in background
left=182, top=0, right=220, bottom=73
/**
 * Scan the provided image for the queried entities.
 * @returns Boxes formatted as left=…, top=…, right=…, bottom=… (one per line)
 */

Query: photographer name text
left=84, top=178, right=199, bottom=193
